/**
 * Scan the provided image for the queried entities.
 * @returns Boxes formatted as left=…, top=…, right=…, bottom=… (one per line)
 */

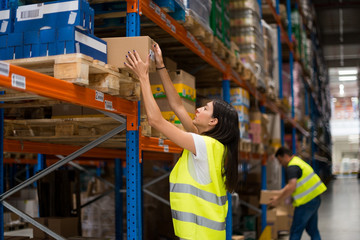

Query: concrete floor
left=291, top=176, right=360, bottom=240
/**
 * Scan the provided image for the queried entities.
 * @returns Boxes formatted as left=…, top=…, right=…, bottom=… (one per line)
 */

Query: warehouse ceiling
left=313, top=0, right=360, bottom=98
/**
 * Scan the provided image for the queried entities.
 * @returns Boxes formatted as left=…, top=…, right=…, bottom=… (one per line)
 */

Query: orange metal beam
left=0, top=63, right=138, bottom=120
left=140, top=136, right=183, bottom=154
left=3, top=158, right=102, bottom=167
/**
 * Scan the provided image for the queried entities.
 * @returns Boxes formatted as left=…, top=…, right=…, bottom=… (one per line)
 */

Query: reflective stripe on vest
left=296, top=172, right=315, bottom=188
left=171, top=210, right=226, bottom=231
left=293, top=180, right=323, bottom=200
left=170, top=183, right=227, bottom=206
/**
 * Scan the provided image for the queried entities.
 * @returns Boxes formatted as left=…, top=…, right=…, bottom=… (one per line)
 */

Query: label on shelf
left=95, top=90, right=104, bottom=102
left=158, top=138, right=164, bottom=146
left=0, top=62, right=9, bottom=77
left=11, top=74, right=26, bottom=89
left=105, top=100, right=113, bottom=110
left=164, top=145, right=169, bottom=152
left=17, top=3, right=44, bottom=21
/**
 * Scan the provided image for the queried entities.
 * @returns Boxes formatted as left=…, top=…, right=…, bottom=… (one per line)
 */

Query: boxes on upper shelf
left=14, top=0, right=94, bottom=34
left=103, top=36, right=157, bottom=72
left=150, top=69, right=196, bottom=101
left=0, top=8, right=14, bottom=35
left=6, top=32, right=23, bottom=59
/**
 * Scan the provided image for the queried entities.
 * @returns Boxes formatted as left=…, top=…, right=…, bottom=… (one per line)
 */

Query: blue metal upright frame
left=286, top=0, right=296, bottom=155
left=126, top=2, right=142, bottom=239
left=222, top=79, right=232, bottom=240
left=275, top=0, right=286, bottom=188
left=0, top=92, right=4, bottom=240
left=115, top=158, right=123, bottom=240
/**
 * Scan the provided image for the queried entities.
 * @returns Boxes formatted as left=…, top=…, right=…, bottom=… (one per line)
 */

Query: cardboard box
left=31, top=217, right=79, bottom=239
left=276, top=208, right=291, bottom=231
left=150, top=69, right=196, bottom=101
left=164, top=57, right=177, bottom=71
left=48, top=217, right=79, bottom=238
left=103, top=36, right=156, bottom=72
left=232, top=236, right=244, bottom=240
left=156, top=97, right=195, bottom=114
left=266, top=208, right=276, bottom=222
left=259, top=190, right=281, bottom=205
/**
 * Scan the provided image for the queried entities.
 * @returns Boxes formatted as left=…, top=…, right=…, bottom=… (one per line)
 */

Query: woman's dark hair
left=203, top=98, right=239, bottom=192
left=275, top=147, right=292, bottom=158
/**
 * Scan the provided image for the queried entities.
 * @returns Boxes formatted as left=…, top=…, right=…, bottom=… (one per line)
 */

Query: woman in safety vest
left=125, top=44, right=239, bottom=240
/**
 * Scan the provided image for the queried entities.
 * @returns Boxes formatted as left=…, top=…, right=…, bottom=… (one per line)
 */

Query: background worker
left=269, top=147, right=327, bottom=240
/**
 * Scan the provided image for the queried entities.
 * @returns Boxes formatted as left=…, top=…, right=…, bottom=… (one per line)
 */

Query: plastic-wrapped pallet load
left=230, top=87, right=250, bottom=140
left=230, top=0, right=266, bottom=90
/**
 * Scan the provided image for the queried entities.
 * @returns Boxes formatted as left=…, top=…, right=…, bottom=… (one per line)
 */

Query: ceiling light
left=339, top=76, right=357, bottom=81
left=338, top=69, right=358, bottom=75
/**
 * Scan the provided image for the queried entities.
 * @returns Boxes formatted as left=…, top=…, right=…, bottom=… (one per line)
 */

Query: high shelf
left=0, top=0, right=331, bottom=239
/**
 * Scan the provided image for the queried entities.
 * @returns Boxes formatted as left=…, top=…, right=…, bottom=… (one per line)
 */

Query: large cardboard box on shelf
left=156, top=97, right=195, bottom=124
left=31, top=217, right=79, bottom=239
left=103, top=36, right=157, bottom=72
left=150, top=69, right=196, bottom=101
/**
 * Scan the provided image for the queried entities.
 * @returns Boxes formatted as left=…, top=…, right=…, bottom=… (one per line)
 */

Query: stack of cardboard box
left=260, top=190, right=294, bottom=240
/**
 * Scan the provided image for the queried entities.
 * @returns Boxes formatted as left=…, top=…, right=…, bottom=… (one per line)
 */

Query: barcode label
left=166, top=19, right=171, bottom=28
left=171, top=24, right=176, bottom=33
left=17, top=4, right=43, bottom=21
left=149, top=1, right=155, bottom=9
left=158, top=139, right=164, bottom=146
left=161, top=12, right=166, bottom=21
left=155, top=6, right=161, bottom=15
left=11, top=74, right=26, bottom=89
left=164, top=145, right=169, bottom=152
left=0, top=62, right=9, bottom=77
left=95, top=91, right=104, bottom=102
left=105, top=100, right=113, bottom=110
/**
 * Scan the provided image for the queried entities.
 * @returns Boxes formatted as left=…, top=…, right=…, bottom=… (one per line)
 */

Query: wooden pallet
left=211, top=37, right=227, bottom=60
left=239, top=139, right=252, bottom=153
left=251, top=143, right=264, bottom=154
left=5, top=54, right=140, bottom=101
left=183, top=15, right=214, bottom=47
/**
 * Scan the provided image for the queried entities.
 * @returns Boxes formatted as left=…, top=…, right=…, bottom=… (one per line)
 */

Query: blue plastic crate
left=23, top=30, right=40, bottom=58
left=0, top=34, right=8, bottom=60
left=39, top=28, right=57, bottom=56
left=0, top=8, right=14, bottom=35
left=14, top=0, right=94, bottom=34
left=154, top=0, right=175, bottom=12
left=56, top=26, right=107, bottom=63
left=6, top=32, right=23, bottom=59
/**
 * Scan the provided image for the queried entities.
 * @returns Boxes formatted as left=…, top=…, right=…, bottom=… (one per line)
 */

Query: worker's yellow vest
left=288, top=156, right=327, bottom=207
left=169, top=136, right=228, bottom=240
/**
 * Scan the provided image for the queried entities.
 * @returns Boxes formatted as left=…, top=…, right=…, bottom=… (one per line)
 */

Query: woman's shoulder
left=200, top=135, right=224, bottom=148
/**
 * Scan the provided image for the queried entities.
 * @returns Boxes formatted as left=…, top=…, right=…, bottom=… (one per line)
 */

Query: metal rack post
left=115, top=158, right=124, bottom=240
left=222, top=77, right=232, bottom=240
left=274, top=0, right=286, bottom=187
left=259, top=106, right=267, bottom=232
left=286, top=0, right=296, bottom=154
left=0, top=93, right=4, bottom=240
left=126, top=1, right=142, bottom=239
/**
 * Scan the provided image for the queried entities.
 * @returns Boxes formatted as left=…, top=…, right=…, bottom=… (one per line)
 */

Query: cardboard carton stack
left=230, top=87, right=250, bottom=140
left=0, top=0, right=107, bottom=62
left=147, top=60, right=196, bottom=137
left=260, top=190, right=294, bottom=239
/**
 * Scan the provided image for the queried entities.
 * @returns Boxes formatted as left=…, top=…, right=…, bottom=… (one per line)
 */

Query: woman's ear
left=209, top=118, right=218, bottom=126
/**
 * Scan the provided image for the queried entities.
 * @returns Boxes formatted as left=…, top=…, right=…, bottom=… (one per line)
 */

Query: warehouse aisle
left=301, top=177, right=360, bottom=240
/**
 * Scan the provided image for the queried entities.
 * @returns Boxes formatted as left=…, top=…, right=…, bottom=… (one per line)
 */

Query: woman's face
left=193, top=101, right=217, bottom=132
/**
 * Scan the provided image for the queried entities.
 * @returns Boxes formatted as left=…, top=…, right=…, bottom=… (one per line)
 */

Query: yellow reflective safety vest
left=169, top=136, right=228, bottom=240
left=288, top=156, right=327, bottom=207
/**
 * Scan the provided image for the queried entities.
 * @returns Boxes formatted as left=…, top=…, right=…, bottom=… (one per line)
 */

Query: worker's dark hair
left=203, top=99, right=239, bottom=193
left=275, top=147, right=293, bottom=158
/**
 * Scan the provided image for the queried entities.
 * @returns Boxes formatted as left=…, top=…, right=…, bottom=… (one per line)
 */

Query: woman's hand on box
left=153, top=44, right=164, bottom=68
left=124, top=50, right=150, bottom=81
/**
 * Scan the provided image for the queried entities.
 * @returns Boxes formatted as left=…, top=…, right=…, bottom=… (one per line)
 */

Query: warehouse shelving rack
left=0, top=0, right=331, bottom=240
